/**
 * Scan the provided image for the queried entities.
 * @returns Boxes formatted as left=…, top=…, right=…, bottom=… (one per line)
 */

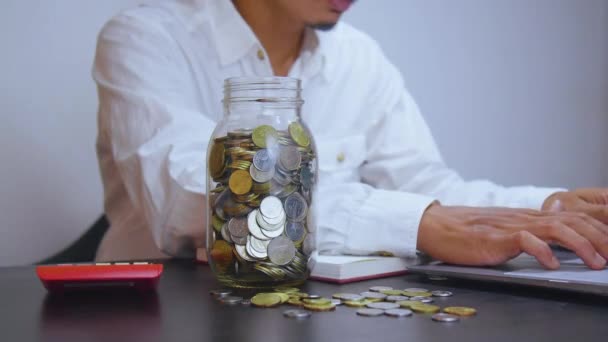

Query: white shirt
left=93, top=0, right=562, bottom=262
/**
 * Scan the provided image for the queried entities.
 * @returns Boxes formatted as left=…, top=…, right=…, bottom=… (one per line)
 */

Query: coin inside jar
left=267, top=236, right=296, bottom=265
left=253, top=149, right=277, bottom=172
left=260, top=196, right=284, bottom=219
left=279, top=146, right=302, bottom=171
left=285, top=221, right=306, bottom=241
left=284, top=193, right=308, bottom=222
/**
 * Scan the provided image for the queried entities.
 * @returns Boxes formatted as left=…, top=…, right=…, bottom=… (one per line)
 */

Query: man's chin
left=309, top=22, right=338, bottom=31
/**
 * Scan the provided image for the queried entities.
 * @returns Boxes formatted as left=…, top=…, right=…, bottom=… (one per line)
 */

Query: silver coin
left=276, top=183, right=297, bottom=198
left=235, top=244, right=255, bottom=262
left=210, top=289, right=232, bottom=298
left=369, top=286, right=393, bottom=292
left=284, top=193, right=308, bottom=222
left=403, top=288, right=428, bottom=292
left=220, top=223, right=233, bottom=243
left=247, top=210, right=271, bottom=241
left=432, top=313, right=460, bottom=323
left=366, top=302, right=400, bottom=310
left=249, top=235, right=270, bottom=253
left=250, top=164, right=275, bottom=183
left=431, top=290, right=453, bottom=297
left=228, top=217, right=249, bottom=238
left=384, top=309, right=413, bottom=318
left=260, top=196, right=283, bottom=219
left=303, top=234, right=316, bottom=256
left=386, top=295, right=410, bottom=302
left=246, top=238, right=267, bottom=259
left=304, top=294, right=321, bottom=299
left=253, top=149, right=276, bottom=172
left=360, top=292, right=387, bottom=300
left=333, top=293, right=364, bottom=301
left=241, top=299, right=251, bottom=306
left=410, top=297, right=434, bottom=304
left=220, top=296, right=243, bottom=305
left=261, top=225, right=284, bottom=239
left=283, top=309, right=311, bottom=319
left=356, top=308, right=384, bottom=317
left=300, top=166, right=313, bottom=189
left=279, top=146, right=302, bottom=171
left=258, top=209, right=286, bottom=228
left=285, top=221, right=306, bottom=241
left=231, top=234, right=248, bottom=246
left=331, top=299, right=342, bottom=306
left=267, top=236, right=296, bottom=266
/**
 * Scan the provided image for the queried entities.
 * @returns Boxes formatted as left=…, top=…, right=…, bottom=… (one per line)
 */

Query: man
left=93, top=0, right=608, bottom=269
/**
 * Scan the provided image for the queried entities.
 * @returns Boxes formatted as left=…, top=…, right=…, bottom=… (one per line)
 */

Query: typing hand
left=542, top=188, right=608, bottom=224
left=416, top=203, right=608, bottom=270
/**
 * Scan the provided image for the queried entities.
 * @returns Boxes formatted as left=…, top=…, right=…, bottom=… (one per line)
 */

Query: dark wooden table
left=2, top=260, right=608, bottom=342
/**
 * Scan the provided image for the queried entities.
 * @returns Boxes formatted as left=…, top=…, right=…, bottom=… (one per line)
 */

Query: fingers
left=583, top=204, right=608, bottom=224
left=539, top=222, right=606, bottom=270
left=557, top=213, right=608, bottom=259
left=505, top=231, right=559, bottom=270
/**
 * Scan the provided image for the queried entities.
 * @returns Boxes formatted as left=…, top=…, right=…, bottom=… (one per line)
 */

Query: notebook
left=309, top=253, right=409, bottom=284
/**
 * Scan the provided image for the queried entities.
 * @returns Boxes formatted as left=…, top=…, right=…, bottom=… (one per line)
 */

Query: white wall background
left=1, top=0, right=606, bottom=266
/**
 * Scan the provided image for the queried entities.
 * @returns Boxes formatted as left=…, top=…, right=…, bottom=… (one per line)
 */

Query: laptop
left=407, top=250, right=608, bottom=296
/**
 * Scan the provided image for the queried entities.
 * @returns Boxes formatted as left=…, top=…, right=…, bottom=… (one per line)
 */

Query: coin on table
left=366, top=302, right=400, bottom=310
left=303, top=303, right=336, bottom=312
left=251, top=293, right=283, bottom=308
left=304, top=294, right=321, bottom=299
left=285, top=221, right=306, bottom=241
left=402, top=291, right=432, bottom=298
left=210, top=289, right=232, bottom=298
left=267, top=236, right=296, bottom=265
left=431, top=290, right=453, bottom=297
left=410, top=297, right=434, bottom=304
left=288, top=122, right=310, bottom=147
left=241, top=299, right=251, bottom=306
left=252, top=125, right=278, bottom=148
left=283, top=309, right=311, bottom=319
left=369, top=286, right=393, bottom=292
left=228, top=170, right=253, bottom=195
left=380, top=289, right=404, bottom=296
left=220, top=296, right=243, bottom=305
left=302, top=298, right=332, bottom=305
left=396, top=300, right=416, bottom=309
left=356, top=308, right=385, bottom=317
left=333, top=293, right=364, bottom=301
left=331, top=299, right=342, bottom=306
left=360, top=291, right=387, bottom=301
left=289, top=292, right=309, bottom=298
left=260, top=196, right=284, bottom=219
left=343, top=300, right=373, bottom=308
left=271, top=292, right=290, bottom=304
left=432, top=313, right=460, bottom=323
left=279, top=146, right=302, bottom=171
left=386, top=295, right=410, bottom=302
left=403, top=288, right=429, bottom=293
left=410, top=303, right=441, bottom=314
left=384, top=309, right=413, bottom=318
left=287, top=298, right=304, bottom=306
left=284, top=193, right=308, bottom=222
left=443, top=306, right=477, bottom=317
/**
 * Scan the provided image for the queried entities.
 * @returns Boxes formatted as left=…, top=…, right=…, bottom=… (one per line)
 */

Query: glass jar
left=206, top=77, right=317, bottom=289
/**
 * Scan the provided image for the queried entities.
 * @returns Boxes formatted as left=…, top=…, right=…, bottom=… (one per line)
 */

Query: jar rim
left=224, top=76, right=301, bottom=90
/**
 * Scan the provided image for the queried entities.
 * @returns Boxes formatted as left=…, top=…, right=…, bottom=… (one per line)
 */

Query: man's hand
left=542, top=188, right=608, bottom=223
left=416, top=204, right=608, bottom=270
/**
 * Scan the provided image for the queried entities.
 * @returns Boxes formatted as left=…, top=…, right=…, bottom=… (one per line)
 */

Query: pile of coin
left=209, top=285, right=477, bottom=323
left=208, top=123, right=316, bottom=286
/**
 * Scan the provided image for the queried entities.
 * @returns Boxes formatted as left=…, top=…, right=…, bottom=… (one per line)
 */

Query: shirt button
left=336, top=152, right=345, bottom=163
left=256, top=49, right=265, bottom=61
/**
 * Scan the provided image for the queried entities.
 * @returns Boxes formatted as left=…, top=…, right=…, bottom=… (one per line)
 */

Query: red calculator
left=36, top=262, right=163, bottom=292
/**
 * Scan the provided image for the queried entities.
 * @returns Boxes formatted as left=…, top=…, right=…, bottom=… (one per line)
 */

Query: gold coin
left=443, top=306, right=477, bottom=317
left=302, top=298, right=332, bottom=305
left=251, top=293, right=282, bottom=308
left=287, top=298, right=304, bottom=306
left=271, top=292, right=290, bottom=304
left=410, top=303, right=441, bottom=314
left=303, top=303, right=336, bottom=312
left=396, top=301, right=417, bottom=309
left=211, top=215, right=225, bottom=232
left=252, top=125, right=278, bottom=148
left=380, top=290, right=404, bottom=296
left=210, top=240, right=233, bottom=266
left=275, top=287, right=300, bottom=294
left=229, top=170, right=253, bottom=195
left=288, top=122, right=310, bottom=147
left=343, top=300, right=373, bottom=308
left=209, top=142, right=226, bottom=179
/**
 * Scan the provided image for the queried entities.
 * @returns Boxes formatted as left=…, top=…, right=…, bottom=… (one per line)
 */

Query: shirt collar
left=206, top=0, right=330, bottom=82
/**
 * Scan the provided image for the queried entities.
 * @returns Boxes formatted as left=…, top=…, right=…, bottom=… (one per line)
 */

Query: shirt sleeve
left=93, top=14, right=213, bottom=256
left=317, top=36, right=563, bottom=258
